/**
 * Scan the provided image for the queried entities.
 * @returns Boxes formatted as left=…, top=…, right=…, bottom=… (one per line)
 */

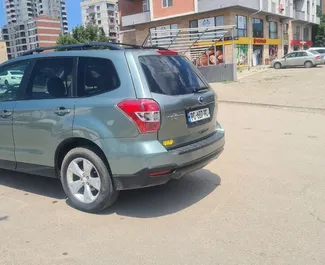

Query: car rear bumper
left=113, top=146, right=224, bottom=190
left=108, top=123, right=225, bottom=190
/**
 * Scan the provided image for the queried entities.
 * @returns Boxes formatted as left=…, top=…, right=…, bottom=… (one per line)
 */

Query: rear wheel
left=274, top=62, right=282, bottom=69
left=304, top=61, right=313, bottom=68
left=60, top=147, right=119, bottom=213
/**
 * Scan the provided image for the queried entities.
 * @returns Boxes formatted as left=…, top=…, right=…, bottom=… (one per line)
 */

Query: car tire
left=304, top=61, right=313, bottom=68
left=274, top=62, right=282, bottom=69
left=60, top=147, right=119, bottom=213
left=4, top=80, right=9, bottom=87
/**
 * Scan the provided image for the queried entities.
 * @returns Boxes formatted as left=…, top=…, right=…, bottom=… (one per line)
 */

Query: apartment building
left=2, top=16, right=62, bottom=59
left=0, top=41, right=8, bottom=64
left=3, top=0, right=68, bottom=34
left=120, top=0, right=321, bottom=66
left=1, top=0, right=68, bottom=59
left=81, top=0, right=120, bottom=42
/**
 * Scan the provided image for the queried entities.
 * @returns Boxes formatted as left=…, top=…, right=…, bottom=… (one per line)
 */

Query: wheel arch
left=55, top=137, right=111, bottom=178
left=304, top=60, right=313, bottom=66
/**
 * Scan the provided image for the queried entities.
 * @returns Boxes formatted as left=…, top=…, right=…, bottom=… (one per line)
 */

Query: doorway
left=252, top=45, right=263, bottom=66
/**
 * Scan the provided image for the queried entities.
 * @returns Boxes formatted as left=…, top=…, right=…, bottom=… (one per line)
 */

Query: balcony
left=295, top=11, right=306, bottom=20
left=122, top=11, right=150, bottom=27
left=198, top=0, right=259, bottom=12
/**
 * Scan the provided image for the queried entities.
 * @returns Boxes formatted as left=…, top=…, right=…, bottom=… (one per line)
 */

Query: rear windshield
left=138, top=55, right=207, bottom=95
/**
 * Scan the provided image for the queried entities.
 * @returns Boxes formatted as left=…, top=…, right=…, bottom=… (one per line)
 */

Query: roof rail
left=20, top=42, right=170, bottom=57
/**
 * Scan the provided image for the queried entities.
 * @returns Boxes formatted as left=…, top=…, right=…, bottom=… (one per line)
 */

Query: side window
left=286, top=53, right=296, bottom=58
left=0, top=61, right=29, bottom=102
left=26, top=58, right=73, bottom=99
left=297, top=52, right=308, bottom=57
left=78, top=57, right=120, bottom=97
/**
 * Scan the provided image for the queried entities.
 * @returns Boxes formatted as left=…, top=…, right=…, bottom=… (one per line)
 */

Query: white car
left=308, top=47, right=325, bottom=62
left=0, top=70, right=24, bottom=88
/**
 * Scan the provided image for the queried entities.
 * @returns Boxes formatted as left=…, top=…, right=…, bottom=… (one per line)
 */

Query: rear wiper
left=193, top=87, right=209, bottom=93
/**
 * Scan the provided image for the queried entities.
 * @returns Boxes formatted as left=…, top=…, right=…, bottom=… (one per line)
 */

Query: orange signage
left=253, top=38, right=267, bottom=44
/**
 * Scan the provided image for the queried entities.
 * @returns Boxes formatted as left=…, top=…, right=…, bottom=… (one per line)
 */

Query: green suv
left=0, top=43, right=225, bottom=213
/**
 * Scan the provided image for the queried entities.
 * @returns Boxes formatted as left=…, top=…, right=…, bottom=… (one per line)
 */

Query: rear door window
left=138, top=55, right=207, bottom=95
left=77, top=57, right=120, bottom=97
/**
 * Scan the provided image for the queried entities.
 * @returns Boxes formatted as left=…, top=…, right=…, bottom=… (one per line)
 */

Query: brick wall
left=152, top=0, right=195, bottom=19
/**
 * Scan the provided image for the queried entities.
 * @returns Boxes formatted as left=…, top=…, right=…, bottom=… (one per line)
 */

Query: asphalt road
left=1, top=66, right=325, bottom=265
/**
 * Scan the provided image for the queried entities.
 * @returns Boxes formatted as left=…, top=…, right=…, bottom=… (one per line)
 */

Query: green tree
left=314, top=15, right=325, bottom=47
left=56, top=24, right=110, bottom=45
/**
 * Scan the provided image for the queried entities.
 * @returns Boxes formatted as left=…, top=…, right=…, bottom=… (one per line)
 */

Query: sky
left=0, top=0, right=82, bottom=31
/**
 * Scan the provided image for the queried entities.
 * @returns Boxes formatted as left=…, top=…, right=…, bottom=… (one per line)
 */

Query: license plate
left=187, top=108, right=210, bottom=123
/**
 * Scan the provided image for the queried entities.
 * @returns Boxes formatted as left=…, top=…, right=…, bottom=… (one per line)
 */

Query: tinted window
left=26, top=58, right=73, bottom=99
left=78, top=57, right=120, bottom=97
left=0, top=61, right=29, bottom=102
left=139, top=55, right=206, bottom=95
left=316, top=49, right=325, bottom=54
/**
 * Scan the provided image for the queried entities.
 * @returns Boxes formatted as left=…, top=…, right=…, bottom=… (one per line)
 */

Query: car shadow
left=102, top=169, right=221, bottom=218
left=0, top=169, right=221, bottom=218
left=0, top=169, right=65, bottom=199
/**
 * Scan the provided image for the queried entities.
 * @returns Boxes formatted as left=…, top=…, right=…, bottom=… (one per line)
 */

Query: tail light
left=316, top=55, right=322, bottom=59
left=117, top=99, right=160, bottom=133
left=157, top=50, right=178, bottom=55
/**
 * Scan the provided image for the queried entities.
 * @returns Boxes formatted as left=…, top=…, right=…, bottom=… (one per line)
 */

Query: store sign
left=290, top=40, right=313, bottom=46
left=198, top=17, right=215, bottom=29
left=253, top=38, right=267, bottom=44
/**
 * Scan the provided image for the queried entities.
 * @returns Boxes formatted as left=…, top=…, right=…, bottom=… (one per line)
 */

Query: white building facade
left=81, top=0, right=120, bottom=42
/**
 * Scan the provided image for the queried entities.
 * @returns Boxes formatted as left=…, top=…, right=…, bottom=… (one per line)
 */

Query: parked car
left=308, top=47, right=325, bottom=62
left=0, top=70, right=24, bottom=87
left=271, top=50, right=324, bottom=69
left=0, top=43, right=225, bottom=213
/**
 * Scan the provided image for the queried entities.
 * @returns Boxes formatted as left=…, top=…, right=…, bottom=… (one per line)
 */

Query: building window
left=252, top=18, right=263, bottom=38
left=235, top=15, right=247, bottom=37
left=269, top=22, right=278, bottom=39
left=189, top=20, right=199, bottom=40
left=143, top=0, right=150, bottom=12
left=307, top=0, right=310, bottom=14
left=162, top=0, right=173, bottom=8
left=97, top=6, right=100, bottom=11
left=303, top=27, right=309, bottom=40
left=189, top=16, right=224, bottom=40
left=215, top=16, right=224, bottom=26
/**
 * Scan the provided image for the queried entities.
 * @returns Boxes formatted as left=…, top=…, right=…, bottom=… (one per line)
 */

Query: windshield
left=138, top=55, right=207, bottom=95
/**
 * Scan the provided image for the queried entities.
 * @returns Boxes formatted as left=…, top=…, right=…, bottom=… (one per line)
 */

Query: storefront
left=290, top=40, right=313, bottom=51
left=190, top=37, right=281, bottom=67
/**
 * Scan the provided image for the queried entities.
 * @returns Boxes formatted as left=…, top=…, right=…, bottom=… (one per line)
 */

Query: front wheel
left=304, top=61, right=313, bottom=68
left=61, top=147, right=119, bottom=213
left=274, top=62, right=282, bottom=69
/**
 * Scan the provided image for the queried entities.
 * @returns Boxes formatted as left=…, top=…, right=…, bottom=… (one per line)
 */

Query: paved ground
left=1, top=66, right=325, bottom=265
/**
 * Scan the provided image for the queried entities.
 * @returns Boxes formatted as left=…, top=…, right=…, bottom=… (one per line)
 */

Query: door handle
left=53, top=107, right=71, bottom=116
left=0, top=110, right=12, bottom=118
